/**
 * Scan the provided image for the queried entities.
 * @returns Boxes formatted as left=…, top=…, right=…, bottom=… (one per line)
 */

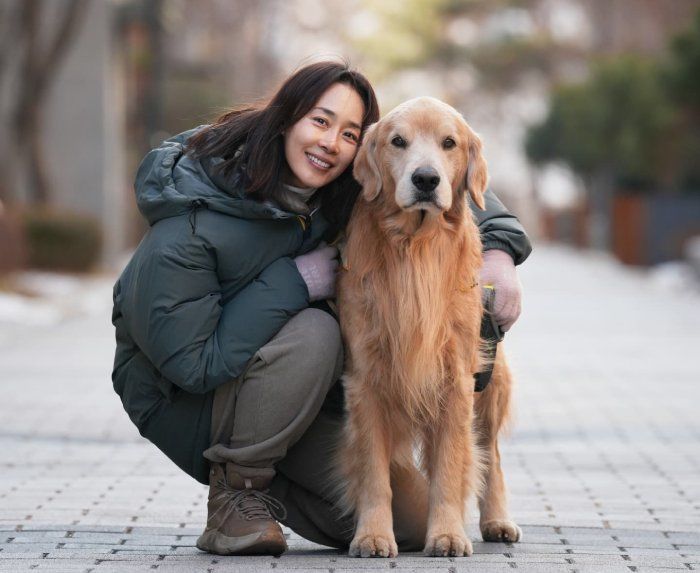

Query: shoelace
left=209, top=479, right=287, bottom=524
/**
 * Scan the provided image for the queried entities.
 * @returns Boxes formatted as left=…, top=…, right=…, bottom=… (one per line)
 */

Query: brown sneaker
left=196, top=463, right=288, bottom=556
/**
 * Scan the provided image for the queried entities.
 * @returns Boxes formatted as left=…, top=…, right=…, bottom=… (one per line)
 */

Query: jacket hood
left=134, top=127, right=297, bottom=226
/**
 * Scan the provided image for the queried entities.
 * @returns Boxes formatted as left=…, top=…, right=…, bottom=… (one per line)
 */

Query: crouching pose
left=111, top=60, right=532, bottom=557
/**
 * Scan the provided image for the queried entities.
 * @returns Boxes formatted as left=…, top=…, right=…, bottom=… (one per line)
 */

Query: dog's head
left=353, top=97, right=487, bottom=214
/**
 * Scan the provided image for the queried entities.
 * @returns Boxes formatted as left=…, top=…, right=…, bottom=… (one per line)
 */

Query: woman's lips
left=305, top=152, right=333, bottom=171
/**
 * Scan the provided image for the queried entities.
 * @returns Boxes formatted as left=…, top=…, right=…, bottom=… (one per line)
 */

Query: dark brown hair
left=186, top=60, right=380, bottom=234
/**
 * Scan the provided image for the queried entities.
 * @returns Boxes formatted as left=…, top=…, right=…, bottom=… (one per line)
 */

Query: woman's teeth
left=306, top=153, right=330, bottom=169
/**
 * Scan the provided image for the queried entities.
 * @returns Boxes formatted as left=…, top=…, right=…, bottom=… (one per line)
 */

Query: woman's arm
left=116, top=237, right=309, bottom=394
left=472, top=189, right=532, bottom=265
left=470, top=189, right=532, bottom=331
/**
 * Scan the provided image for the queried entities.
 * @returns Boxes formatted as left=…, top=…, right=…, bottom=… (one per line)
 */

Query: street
left=1, top=244, right=699, bottom=572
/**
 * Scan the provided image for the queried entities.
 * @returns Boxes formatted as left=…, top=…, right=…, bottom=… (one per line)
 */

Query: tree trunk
left=8, top=0, right=88, bottom=205
left=26, top=102, right=49, bottom=205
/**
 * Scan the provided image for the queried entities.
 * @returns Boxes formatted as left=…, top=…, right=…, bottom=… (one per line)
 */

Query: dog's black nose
left=411, top=168, right=440, bottom=193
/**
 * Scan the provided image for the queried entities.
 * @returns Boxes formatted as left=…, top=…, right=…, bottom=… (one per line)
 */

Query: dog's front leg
left=423, top=385, right=475, bottom=557
left=343, top=385, right=397, bottom=558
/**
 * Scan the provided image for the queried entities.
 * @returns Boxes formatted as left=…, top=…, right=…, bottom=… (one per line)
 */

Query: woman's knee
left=295, top=308, right=342, bottom=354
left=285, top=308, right=343, bottom=389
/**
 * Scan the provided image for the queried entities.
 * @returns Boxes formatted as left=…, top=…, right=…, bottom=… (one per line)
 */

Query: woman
left=111, top=60, right=532, bottom=557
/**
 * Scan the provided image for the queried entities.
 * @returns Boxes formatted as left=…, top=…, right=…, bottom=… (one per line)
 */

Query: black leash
left=474, top=286, right=504, bottom=392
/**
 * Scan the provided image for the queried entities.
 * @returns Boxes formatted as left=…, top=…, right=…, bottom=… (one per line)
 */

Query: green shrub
left=22, top=209, right=103, bottom=272
left=525, top=56, right=675, bottom=192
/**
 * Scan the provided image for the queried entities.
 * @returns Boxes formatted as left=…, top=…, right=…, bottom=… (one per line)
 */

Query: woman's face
left=283, top=82, right=365, bottom=189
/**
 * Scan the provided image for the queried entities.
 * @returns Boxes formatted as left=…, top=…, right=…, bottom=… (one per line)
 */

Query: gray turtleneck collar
left=284, top=184, right=317, bottom=203
left=274, top=183, right=318, bottom=215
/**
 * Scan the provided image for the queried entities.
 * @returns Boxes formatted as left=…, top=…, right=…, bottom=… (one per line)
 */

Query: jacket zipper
left=188, top=199, right=208, bottom=234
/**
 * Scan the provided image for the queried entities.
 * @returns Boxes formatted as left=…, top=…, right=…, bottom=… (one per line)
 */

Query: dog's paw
left=423, top=533, right=473, bottom=557
left=349, top=533, right=398, bottom=558
left=481, top=520, right=522, bottom=543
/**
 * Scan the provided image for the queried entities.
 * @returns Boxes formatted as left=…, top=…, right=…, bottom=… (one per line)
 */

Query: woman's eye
left=443, top=137, right=456, bottom=149
left=313, top=117, right=328, bottom=126
left=391, top=135, right=407, bottom=148
left=345, top=131, right=359, bottom=142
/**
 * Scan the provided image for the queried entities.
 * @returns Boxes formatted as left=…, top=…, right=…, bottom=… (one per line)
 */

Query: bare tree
left=1, top=0, right=89, bottom=205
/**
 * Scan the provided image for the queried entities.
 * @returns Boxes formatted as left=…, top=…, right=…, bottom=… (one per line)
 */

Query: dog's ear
left=353, top=123, right=382, bottom=201
left=466, top=132, right=488, bottom=210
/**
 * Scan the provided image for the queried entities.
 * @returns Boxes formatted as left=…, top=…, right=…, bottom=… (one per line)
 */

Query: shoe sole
left=196, top=529, right=288, bottom=556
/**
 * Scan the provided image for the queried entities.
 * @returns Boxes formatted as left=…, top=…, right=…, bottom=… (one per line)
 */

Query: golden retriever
left=336, top=97, right=521, bottom=558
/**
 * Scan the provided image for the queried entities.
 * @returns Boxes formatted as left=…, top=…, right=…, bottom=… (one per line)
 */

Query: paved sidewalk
left=1, top=245, right=699, bottom=572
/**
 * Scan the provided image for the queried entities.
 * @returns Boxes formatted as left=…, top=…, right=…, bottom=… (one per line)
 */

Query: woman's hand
left=480, top=249, right=522, bottom=332
left=294, top=244, right=339, bottom=301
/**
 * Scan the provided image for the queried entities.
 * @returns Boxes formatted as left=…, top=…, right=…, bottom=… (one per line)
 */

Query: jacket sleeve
left=121, top=241, right=309, bottom=395
left=470, top=189, right=533, bottom=265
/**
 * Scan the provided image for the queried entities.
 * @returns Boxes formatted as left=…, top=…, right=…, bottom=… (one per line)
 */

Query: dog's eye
left=391, top=135, right=407, bottom=148
left=443, top=137, right=456, bottom=150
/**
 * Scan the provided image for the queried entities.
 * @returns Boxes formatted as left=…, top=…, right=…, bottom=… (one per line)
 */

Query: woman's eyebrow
left=312, top=107, right=362, bottom=131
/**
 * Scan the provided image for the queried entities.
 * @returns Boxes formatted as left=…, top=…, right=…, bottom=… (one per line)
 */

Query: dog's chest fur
left=339, top=207, right=483, bottom=419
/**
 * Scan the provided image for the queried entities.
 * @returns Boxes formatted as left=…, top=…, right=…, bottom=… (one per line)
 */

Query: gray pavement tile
left=277, top=561, right=391, bottom=569
left=24, top=563, right=96, bottom=572
left=540, top=563, right=631, bottom=573
left=208, top=560, right=276, bottom=573
left=127, top=526, right=202, bottom=535
left=287, top=558, right=390, bottom=568
left=160, top=553, right=270, bottom=565
left=678, top=545, right=700, bottom=558
left=69, top=532, right=128, bottom=542
left=58, top=543, right=131, bottom=552
left=566, top=546, right=628, bottom=555
left=677, top=545, right=700, bottom=556
left=340, top=569, right=450, bottom=573
left=120, top=536, right=181, bottom=546
left=0, top=562, right=37, bottom=572
left=49, top=552, right=160, bottom=561
left=490, top=543, right=574, bottom=555
left=666, top=532, right=700, bottom=544
left=624, top=547, right=691, bottom=556
left=636, top=566, right=688, bottom=573
left=626, top=554, right=697, bottom=568
left=20, top=524, right=126, bottom=533
left=500, top=563, right=576, bottom=573
left=3, top=532, right=69, bottom=542
left=501, top=556, right=573, bottom=564
left=0, top=543, right=58, bottom=552
left=91, top=566, right=186, bottom=573
left=153, top=566, right=222, bottom=573
left=0, top=551, right=48, bottom=559
left=448, top=566, right=518, bottom=573
left=512, top=533, right=566, bottom=545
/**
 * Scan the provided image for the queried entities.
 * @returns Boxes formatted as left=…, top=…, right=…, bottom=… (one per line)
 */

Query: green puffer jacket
left=111, top=128, right=532, bottom=484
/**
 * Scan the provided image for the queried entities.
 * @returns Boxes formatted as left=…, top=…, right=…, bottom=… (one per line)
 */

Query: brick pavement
left=0, top=245, right=699, bottom=572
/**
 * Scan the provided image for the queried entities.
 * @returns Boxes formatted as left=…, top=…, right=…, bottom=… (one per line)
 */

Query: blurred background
left=1, top=0, right=700, bottom=284
left=1, top=4, right=699, bottom=565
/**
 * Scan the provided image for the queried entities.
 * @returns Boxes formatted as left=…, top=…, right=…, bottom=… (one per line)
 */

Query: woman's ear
left=465, top=131, right=488, bottom=210
left=353, top=123, right=382, bottom=201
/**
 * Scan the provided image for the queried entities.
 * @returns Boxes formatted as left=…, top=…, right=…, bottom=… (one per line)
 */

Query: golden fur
left=336, top=97, right=521, bottom=558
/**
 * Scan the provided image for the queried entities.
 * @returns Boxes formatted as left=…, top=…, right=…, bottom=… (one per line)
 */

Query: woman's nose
left=319, top=131, right=340, bottom=154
